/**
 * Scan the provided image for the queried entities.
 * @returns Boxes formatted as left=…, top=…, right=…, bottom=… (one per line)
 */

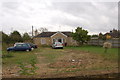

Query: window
left=23, top=44, right=27, bottom=47
left=62, top=38, right=66, bottom=43
left=41, top=39, right=46, bottom=44
left=53, top=38, right=64, bottom=43
left=53, top=39, right=55, bottom=44
left=16, top=44, right=22, bottom=47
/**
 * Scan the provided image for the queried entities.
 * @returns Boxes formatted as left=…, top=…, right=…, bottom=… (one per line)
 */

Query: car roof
left=15, top=43, right=24, bottom=44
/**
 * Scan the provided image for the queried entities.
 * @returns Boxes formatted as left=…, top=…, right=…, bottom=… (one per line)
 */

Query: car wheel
left=31, top=48, right=34, bottom=50
left=7, top=50, right=10, bottom=51
left=26, top=49, right=30, bottom=52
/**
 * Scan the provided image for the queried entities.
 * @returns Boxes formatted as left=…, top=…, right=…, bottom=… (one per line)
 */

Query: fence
left=88, top=38, right=120, bottom=48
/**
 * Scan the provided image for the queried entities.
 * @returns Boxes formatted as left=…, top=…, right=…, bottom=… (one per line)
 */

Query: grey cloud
left=48, top=2, right=118, bottom=33
left=0, top=0, right=118, bottom=35
left=2, top=2, right=20, bottom=10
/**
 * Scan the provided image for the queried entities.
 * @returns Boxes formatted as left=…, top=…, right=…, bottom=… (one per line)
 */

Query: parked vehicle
left=25, top=43, right=37, bottom=50
left=52, top=42, right=63, bottom=49
left=26, top=43, right=37, bottom=49
left=7, top=43, right=32, bottom=51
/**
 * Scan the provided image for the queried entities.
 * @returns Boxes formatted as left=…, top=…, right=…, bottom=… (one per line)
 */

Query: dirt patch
left=2, top=48, right=118, bottom=78
left=48, top=49, right=118, bottom=74
left=2, top=66, right=20, bottom=78
left=48, top=59, right=82, bottom=68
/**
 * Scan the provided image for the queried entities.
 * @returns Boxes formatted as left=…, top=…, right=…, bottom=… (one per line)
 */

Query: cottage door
left=58, top=38, right=62, bottom=43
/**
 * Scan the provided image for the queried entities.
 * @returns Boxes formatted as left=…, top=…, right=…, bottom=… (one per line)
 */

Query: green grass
left=65, top=45, right=118, bottom=54
left=2, top=50, right=37, bottom=67
left=2, top=45, right=118, bottom=76
left=2, top=45, right=118, bottom=68
left=39, top=48, right=65, bottom=63
left=65, top=45, right=118, bottom=61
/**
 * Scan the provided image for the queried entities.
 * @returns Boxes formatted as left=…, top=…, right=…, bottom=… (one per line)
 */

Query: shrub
left=103, top=42, right=112, bottom=53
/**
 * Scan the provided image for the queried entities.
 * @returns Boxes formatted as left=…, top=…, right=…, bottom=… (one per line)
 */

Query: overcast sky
left=0, top=0, right=119, bottom=35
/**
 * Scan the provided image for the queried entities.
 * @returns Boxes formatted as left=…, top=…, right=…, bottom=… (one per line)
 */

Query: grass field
left=65, top=45, right=118, bottom=61
left=2, top=50, right=38, bottom=67
left=2, top=45, right=118, bottom=78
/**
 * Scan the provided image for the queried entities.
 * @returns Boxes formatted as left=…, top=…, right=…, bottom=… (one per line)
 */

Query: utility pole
left=32, top=25, right=33, bottom=37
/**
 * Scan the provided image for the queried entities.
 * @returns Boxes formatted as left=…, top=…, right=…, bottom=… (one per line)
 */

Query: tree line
left=2, top=27, right=117, bottom=47
left=2, top=30, right=32, bottom=44
left=2, top=27, right=91, bottom=46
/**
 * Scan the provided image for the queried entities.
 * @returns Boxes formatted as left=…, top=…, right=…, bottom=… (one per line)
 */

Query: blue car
left=26, top=43, right=37, bottom=49
left=7, top=43, right=32, bottom=51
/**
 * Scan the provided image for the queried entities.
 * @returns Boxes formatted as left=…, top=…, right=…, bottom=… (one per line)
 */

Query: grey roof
left=34, top=32, right=72, bottom=37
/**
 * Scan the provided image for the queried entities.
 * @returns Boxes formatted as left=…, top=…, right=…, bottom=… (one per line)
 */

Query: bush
left=103, top=42, right=112, bottom=53
left=2, top=42, right=14, bottom=51
left=103, top=42, right=112, bottom=48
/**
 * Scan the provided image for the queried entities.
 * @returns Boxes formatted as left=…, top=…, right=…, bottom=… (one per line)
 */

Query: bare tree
left=38, top=27, right=48, bottom=33
left=28, top=27, right=48, bottom=36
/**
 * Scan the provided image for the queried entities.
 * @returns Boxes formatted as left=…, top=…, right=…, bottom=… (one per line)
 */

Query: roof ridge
left=42, top=31, right=71, bottom=32
left=34, top=31, right=72, bottom=37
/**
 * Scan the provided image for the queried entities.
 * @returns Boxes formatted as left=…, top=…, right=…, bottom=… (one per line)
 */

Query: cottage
left=33, top=31, right=77, bottom=46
